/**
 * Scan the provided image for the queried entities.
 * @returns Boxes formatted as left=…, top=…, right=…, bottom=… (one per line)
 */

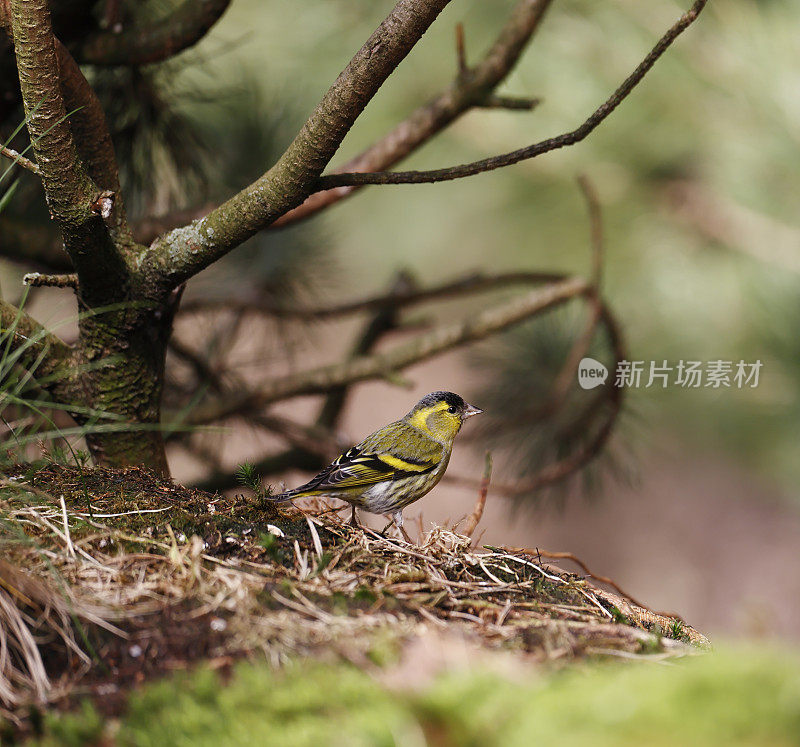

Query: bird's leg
left=392, top=510, right=413, bottom=544
left=349, top=504, right=360, bottom=528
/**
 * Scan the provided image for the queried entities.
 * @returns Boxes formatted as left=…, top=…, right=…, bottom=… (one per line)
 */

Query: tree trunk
left=73, top=288, right=177, bottom=477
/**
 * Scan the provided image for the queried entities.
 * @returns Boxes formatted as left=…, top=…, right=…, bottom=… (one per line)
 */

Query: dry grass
left=0, top=464, right=708, bottom=730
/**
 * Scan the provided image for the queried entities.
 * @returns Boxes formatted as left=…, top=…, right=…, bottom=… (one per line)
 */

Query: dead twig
left=463, top=453, right=492, bottom=539
left=22, top=272, right=78, bottom=289
left=177, top=270, right=563, bottom=319
left=0, top=145, right=40, bottom=175
left=509, top=545, right=685, bottom=621
left=272, top=0, right=554, bottom=228
left=455, top=22, right=467, bottom=74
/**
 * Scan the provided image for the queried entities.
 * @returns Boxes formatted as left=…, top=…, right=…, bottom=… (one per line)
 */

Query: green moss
left=34, top=647, right=800, bottom=747
left=419, top=646, right=800, bottom=746
left=666, top=618, right=691, bottom=643
left=36, top=701, right=104, bottom=747
left=609, top=605, right=630, bottom=625
left=42, top=663, right=413, bottom=747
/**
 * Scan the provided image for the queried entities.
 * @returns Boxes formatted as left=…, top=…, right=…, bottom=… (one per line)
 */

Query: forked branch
left=273, top=0, right=554, bottom=228
left=10, top=0, right=129, bottom=303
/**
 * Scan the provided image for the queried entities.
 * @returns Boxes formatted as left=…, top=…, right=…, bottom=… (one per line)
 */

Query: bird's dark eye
left=447, top=405, right=457, bottom=414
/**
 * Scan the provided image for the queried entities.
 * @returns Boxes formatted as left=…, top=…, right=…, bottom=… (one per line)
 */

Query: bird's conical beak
left=463, top=404, right=483, bottom=419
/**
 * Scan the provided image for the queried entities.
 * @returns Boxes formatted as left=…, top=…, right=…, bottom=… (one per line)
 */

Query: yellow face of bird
left=405, top=391, right=483, bottom=443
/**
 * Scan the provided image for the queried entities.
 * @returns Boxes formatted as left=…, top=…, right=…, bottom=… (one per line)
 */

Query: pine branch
left=10, top=0, right=96, bottom=226
left=54, top=40, right=120, bottom=194
left=10, top=0, right=129, bottom=304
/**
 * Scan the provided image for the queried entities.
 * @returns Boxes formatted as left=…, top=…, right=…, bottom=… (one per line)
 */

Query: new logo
left=578, top=357, right=608, bottom=389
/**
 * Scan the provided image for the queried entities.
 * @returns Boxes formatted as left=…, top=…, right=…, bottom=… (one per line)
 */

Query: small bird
left=269, top=391, right=482, bottom=537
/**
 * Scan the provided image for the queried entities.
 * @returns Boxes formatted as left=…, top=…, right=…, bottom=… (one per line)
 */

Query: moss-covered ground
left=4, top=465, right=791, bottom=745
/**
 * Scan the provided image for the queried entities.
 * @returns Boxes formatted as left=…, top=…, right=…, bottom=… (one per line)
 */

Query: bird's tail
left=266, top=486, right=318, bottom=502
left=264, top=488, right=297, bottom=503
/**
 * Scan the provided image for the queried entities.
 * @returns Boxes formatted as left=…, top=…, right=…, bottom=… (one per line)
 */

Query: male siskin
left=269, top=391, right=482, bottom=536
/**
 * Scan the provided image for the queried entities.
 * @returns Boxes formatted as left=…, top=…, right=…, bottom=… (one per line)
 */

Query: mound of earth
left=0, top=464, right=707, bottom=738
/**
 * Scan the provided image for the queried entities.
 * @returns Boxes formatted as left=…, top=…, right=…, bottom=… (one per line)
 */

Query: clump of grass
left=0, top=530, right=120, bottom=722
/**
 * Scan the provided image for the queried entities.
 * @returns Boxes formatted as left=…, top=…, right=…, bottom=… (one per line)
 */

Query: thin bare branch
left=78, top=0, right=231, bottom=65
left=455, top=22, right=467, bottom=74
left=522, top=300, right=624, bottom=491
left=144, top=0, right=454, bottom=287
left=273, top=0, right=553, bottom=228
left=316, top=0, right=707, bottom=190
left=477, top=94, right=540, bottom=111
left=540, top=174, right=605, bottom=410
left=316, top=272, right=411, bottom=431
left=182, top=276, right=589, bottom=425
left=448, top=300, right=624, bottom=498
left=179, top=270, right=564, bottom=319
left=169, top=281, right=403, bottom=456
left=577, top=173, right=603, bottom=286
left=463, top=452, right=492, bottom=538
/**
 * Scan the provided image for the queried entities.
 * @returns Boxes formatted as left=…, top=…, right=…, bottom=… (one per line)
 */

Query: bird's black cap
left=416, top=391, right=466, bottom=410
